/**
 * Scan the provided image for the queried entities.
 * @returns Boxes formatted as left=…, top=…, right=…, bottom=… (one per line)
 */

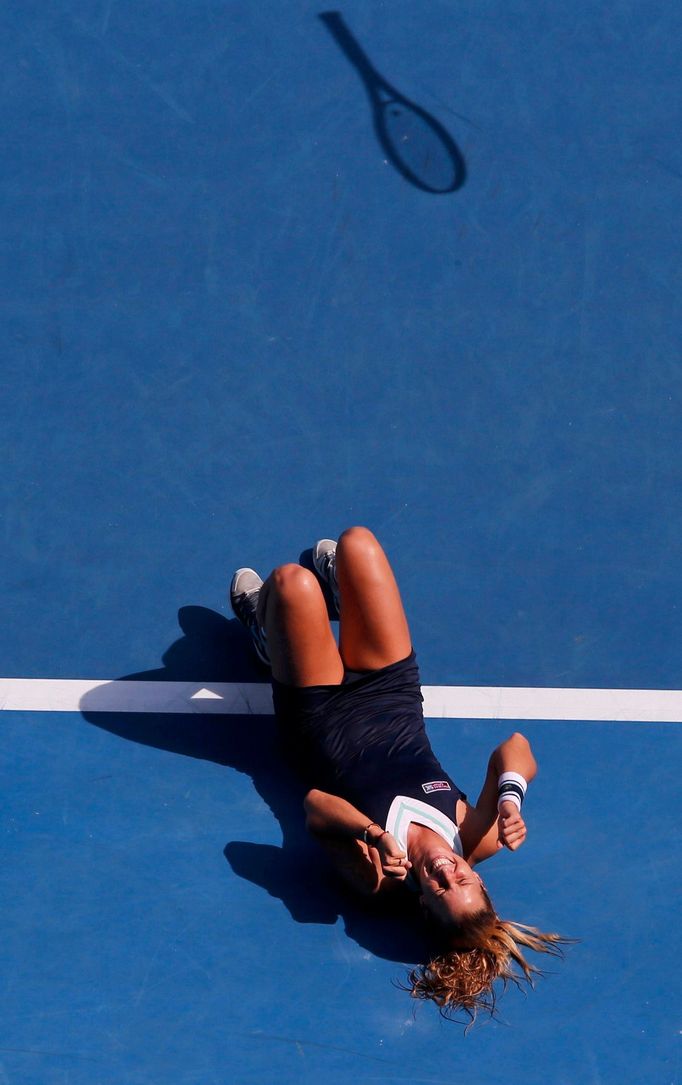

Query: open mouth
left=428, top=856, right=456, bottom=876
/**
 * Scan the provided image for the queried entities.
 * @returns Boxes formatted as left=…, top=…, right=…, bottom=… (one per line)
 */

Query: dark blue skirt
left=272, top=651, right=465, bottom=826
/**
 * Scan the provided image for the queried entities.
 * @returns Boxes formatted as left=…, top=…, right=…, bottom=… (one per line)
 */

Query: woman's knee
left=269, top=563, right=322, bottom=606
left=337, top=526, right=382, bottom=564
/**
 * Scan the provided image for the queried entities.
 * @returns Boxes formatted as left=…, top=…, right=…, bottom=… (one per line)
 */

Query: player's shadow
left=319, top=11, right=466, bottom=194
left=79, top=604, right=429, bottom=966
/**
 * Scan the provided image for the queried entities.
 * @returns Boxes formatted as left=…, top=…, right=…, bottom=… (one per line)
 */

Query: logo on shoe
left=421, top=780, right=451, bottom=794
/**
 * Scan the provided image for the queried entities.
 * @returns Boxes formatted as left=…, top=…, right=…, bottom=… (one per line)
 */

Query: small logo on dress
left=422, top=781, right=451, bottom=794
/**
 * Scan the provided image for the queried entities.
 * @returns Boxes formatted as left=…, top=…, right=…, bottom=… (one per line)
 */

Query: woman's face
left=418, top=852, right=488, bottom=925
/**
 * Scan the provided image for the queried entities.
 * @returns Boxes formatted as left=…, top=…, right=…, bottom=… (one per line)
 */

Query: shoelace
left=321, top=553, right=340, bottom=605
left=234, top=588, right=259, bottom=622
left=322, top=552, right=335, bottom=580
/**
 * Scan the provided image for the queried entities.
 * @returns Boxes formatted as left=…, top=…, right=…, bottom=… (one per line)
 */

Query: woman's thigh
left=258, top=564, right=345, bottom=687
left=336, top=527, right=412, bottom=671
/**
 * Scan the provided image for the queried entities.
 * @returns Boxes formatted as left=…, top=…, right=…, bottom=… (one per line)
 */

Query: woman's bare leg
left=336, top=527, right=412, bottom=671
left=257, top=564, right=344, bottom=687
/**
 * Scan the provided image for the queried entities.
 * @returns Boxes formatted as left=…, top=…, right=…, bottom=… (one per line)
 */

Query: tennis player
left=230, top=527, right=565, bottom=1022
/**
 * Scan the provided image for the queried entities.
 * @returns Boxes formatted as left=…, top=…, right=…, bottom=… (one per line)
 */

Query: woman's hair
left=406, top=895, right=568, bottom=1027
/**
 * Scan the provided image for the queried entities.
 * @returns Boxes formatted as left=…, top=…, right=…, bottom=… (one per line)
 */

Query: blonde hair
left=406, top=906, right=568, bottom=1027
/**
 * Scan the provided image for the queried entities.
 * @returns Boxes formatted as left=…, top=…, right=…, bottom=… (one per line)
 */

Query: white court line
left=1, top=678, right=682, bottom=721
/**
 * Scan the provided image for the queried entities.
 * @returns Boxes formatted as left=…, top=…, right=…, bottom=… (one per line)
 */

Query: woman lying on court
left=230, top=527, right=566, bottom=1022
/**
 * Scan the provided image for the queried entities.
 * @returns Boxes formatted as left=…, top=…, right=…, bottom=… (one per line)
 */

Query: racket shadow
left=319, top=11, right=466, bottom=195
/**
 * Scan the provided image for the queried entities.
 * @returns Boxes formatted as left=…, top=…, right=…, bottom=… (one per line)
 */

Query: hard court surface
left=1, top=3, right=681, bottom=1083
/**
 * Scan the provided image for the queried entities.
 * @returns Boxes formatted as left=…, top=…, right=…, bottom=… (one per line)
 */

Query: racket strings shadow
left=319, top=10, right=466, bottom=194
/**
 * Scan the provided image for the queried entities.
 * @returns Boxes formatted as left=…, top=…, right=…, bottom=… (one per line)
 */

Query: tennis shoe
left=312, top=539, right=340, bottom=614
left=230, top=568, right=270, bottom=666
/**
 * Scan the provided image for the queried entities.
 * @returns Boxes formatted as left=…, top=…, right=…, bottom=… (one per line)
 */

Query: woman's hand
left=497, top=801, right=527, bottom=851
left=369, top=831, right=412, bottom=879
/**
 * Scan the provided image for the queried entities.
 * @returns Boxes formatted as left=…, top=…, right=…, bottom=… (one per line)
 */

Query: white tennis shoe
left=229, top=568, right=270, bottom=666
left=312, top=539, right=341, bottom=614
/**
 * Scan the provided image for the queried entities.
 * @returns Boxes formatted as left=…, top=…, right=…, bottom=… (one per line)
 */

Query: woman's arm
left=459, top=732, right=537, bottom=864
left=304, top=789, right=379, bottom=841
left=304, top=789, right=411, bottom=893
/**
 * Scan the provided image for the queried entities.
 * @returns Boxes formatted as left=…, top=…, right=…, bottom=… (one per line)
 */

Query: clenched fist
left=497, top=800, right=527, bottom=851
left=370, top=831, right=412, bottom=879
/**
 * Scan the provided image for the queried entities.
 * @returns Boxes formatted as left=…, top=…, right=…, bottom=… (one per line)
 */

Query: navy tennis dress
left=272, top=651, right=467, bottom=844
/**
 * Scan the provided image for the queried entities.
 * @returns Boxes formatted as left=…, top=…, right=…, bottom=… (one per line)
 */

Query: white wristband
left=497, top=771, right=527, bottom=812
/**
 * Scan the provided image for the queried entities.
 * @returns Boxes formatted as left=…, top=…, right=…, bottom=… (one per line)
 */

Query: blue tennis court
left=2, top=2, right=681, bottom=1082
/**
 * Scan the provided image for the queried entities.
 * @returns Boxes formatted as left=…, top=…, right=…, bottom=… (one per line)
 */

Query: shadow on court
left=319, top=11, right=466, bottom=194
left=80, top=605, right=428, bottom=967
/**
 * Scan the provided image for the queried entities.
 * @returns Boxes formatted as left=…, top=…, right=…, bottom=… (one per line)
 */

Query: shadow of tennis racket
left=319, top=11, right=466, bottom=194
